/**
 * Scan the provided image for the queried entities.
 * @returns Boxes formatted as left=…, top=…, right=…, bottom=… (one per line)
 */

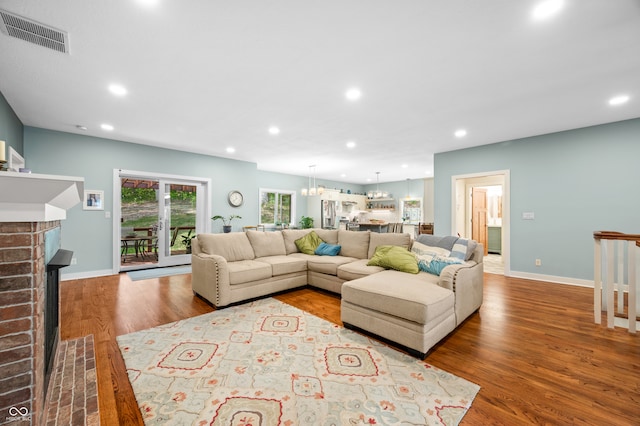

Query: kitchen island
left=357, top=222, right=389, bottom=233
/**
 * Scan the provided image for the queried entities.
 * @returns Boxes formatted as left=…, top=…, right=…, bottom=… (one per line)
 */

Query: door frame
left=451, top=170, right=510, bottom=275
left=112, top=169, right=212, bottom=274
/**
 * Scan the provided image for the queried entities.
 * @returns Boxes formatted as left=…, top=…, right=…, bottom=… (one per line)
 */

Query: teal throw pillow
left=418, top=255, right=463, bottom=276
left=315, top=242, right=341, bottom=256
left=294, top=231, right=324, bottom=255
left=367, top=245, right=419, bottom=274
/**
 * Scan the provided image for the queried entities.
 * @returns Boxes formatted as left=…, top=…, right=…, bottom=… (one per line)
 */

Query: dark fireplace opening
left=45, top=248, right=72, bottom=391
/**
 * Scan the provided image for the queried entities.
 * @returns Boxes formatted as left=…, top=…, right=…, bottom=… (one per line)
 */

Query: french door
left=157, top=180, right=201, bottom=266
left=115, top=170, right=210, bottom=272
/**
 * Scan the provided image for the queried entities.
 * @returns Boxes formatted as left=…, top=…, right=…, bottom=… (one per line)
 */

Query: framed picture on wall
left=83, top=190, right=104, bottom=210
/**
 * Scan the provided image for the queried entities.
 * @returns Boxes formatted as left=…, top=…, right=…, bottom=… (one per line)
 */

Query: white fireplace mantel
left=0, top=171, right=85, bottom=222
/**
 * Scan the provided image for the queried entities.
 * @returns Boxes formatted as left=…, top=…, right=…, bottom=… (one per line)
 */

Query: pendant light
left=301, top=165, right=317, bottom=196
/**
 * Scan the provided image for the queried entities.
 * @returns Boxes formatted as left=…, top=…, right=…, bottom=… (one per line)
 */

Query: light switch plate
left=522, top=212, right=535, bottom=220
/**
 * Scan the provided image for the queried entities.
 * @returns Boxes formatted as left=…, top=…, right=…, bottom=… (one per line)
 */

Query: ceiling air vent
left=0, top=9, right=69, bottom=54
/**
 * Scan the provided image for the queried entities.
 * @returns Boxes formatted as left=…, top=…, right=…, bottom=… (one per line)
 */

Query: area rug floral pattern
left=117, top=298, right=479, bottom=425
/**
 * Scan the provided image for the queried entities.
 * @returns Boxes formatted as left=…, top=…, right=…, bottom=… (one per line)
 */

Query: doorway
left=452, top=171, right=510, bottom=275
left=113, top=170, right=211, bottom=273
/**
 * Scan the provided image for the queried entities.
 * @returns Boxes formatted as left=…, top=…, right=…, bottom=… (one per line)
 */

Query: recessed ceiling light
left=401, top=164, right=408, bottom=169
left=226, top=147, right=235, bottom=153
left=608, top=95, right=630, bottom=106
left=341, top=173, right=347, bottom=178
left=101, top=123, right=114, bottom=131
left=268, top=126, right=280, bottom=135
left=346, top=141, right=356, bottom=149
left=455, top=129, right=467, bottom=138
left=136, top=0, right=160, bottom=6
left=345, top=88, right=362, bottom=101
left=76, top=125, right=87, bottom=131
left=532, top=0, right=564, bottom=20
left=108, top=84, right=127, bottom=96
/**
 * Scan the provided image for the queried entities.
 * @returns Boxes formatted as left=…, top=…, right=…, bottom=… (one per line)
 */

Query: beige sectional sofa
left=191, top=229, right=483, bottom=357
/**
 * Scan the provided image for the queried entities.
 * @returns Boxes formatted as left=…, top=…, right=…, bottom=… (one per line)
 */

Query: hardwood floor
left=60, top=272, right=640, bottom=425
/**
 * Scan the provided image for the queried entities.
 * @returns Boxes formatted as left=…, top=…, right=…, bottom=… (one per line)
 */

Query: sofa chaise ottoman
left=342, top=236, right=484, bottom=358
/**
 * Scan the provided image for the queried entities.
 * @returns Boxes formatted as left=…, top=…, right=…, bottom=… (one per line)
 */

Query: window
left=260, top=188, right=295, bottom=226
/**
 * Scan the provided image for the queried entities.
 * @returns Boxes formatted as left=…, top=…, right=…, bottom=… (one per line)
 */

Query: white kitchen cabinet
left=340, top=193, right=367, bottom=210
left=320, top=189, right=340, bottom=200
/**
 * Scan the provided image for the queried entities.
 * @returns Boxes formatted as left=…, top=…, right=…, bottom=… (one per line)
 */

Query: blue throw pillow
left=315, top=242, right=341, bottom=256
left=418, top=255, right=463, bottom=275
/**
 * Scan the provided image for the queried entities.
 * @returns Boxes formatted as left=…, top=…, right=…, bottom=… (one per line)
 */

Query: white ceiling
left=0, top=0, right=639, bottom=184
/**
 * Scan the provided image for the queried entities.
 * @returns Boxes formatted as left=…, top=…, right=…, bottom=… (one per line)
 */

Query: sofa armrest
left=438, top=261, right=484, bottom=325
left=191, top=252, right=231, bottom=307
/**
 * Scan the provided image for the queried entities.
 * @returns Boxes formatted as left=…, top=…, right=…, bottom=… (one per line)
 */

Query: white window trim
left=259, top=187, right=297, bottom=226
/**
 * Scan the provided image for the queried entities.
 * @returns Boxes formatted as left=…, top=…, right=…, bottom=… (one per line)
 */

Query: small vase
left=223, top=225, right=232, bottom=233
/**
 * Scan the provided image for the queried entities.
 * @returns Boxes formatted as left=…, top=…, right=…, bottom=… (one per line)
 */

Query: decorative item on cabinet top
left=366, top=198, right=395, bottom=210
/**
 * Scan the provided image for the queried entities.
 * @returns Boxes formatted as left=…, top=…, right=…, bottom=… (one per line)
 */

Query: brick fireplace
left=0, top=172, right=84, bottom=425
left=0, top=221, right=60, bottom=425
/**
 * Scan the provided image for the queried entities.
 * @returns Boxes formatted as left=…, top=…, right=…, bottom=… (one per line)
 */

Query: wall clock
left=228, top=190, right=244, bottom=207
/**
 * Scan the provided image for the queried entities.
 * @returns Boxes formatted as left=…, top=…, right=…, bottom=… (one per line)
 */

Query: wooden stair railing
left=593, top=231, right=640, bottom=333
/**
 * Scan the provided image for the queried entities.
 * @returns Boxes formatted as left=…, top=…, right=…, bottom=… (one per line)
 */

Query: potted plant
left=212, top=215, right=242, bottom=233
left=181, top=229, right=196, bottom=254
left=299, top=216, right=314, bottom=229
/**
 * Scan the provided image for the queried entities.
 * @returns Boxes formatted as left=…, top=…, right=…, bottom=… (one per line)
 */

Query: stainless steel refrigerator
left=321, top=200, right=339, bottom=229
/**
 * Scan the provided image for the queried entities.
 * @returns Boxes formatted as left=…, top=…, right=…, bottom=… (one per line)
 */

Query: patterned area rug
left=117, top=298, right=480, bottom=425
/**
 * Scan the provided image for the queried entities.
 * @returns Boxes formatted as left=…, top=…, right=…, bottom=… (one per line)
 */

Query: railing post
left=594, top=238, right=601, bottom=324
left=629, top=240, right=637, bottom=333
left=617, top=241, right=625, bottom=315
left=593, top=231, right=640, bottom=333
left=606, top=239, right=615, bottom=329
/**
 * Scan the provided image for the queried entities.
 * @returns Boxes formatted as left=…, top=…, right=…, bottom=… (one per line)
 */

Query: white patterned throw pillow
left=450, top=238, right=470, bottom=260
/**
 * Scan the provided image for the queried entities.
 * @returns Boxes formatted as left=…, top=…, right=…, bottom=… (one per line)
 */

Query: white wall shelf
left=0, top=171, right=84, bottom=222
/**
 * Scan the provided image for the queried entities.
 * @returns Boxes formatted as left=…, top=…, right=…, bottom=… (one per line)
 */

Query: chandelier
left=367, top=171, right=388, bottom=199
left=301, top=165, right=323, bottom=196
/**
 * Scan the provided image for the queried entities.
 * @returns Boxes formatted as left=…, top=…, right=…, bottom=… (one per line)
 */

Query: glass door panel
left=120, top=178, right=160, bottom=269
left=157, top=180, right=201, bottom=267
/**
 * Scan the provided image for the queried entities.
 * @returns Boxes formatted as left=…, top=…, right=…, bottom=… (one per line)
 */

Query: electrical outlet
left=71, top=257, right=77, bottom=265
left=535, top=259, right=541, bottom=266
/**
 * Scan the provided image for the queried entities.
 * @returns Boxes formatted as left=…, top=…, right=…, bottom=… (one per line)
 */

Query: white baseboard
left=64, top=268, right=595, bottom=288
left=507, top=270, right=594, bottom=288
left=61, top=269, right=116, bottom=281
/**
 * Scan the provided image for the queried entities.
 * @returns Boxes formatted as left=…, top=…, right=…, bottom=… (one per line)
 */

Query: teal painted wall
left=24, top=127, right=261, bottom=275
left=256, top=170, right=366, bottom=227
left=22, top=127, right=370, bottom=276
left=363, top=179, right=426, bottom=202
left=0, top=91, right=23, bottom=157
left=434, top=118, right=640, bottom=281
